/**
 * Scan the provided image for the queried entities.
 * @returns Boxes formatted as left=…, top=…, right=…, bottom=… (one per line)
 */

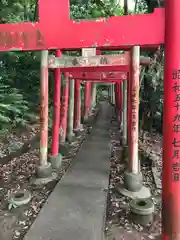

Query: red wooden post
left=74, top=79, right=82, bottom=131
left=118, top=47, right=150, bottom=198
left=129, top=47, right=140, bottom=174
left=35, top=50, right=56, bottom=183
left=70, top=72, right=127, bottom=81
left=60, top=73, right=69, bottom=143
left=39, top=50, right=49, bottom=167
left=128, top=56, right=132, bottom=146
left=50, top=50, right=62, bottom=168
left=162, top=1, right=180, bottom=239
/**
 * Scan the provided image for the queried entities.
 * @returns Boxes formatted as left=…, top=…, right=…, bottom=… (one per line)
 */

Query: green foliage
left=0, top=0, right=39, bottom=131
left=0, top=0, right=36, bottom=23
left=71, top=0, right=124, bottom=19
left=0, top=0, right=164, bottom=135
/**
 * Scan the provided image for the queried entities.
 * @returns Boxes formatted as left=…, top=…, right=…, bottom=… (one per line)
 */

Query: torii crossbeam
left=0, top=0, right=164, bottom=51
left=70, top=72, right=127, bottom=81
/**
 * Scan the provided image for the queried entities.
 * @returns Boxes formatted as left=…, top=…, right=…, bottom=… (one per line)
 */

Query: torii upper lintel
left=0, top=0, right=164, bottom=51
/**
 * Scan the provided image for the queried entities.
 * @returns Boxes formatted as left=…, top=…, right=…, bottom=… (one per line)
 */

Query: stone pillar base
left=48, top=154, right=62, bottom=169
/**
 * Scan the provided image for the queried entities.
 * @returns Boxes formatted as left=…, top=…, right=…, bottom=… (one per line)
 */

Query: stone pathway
left=24, top=101, right=112, bottom=240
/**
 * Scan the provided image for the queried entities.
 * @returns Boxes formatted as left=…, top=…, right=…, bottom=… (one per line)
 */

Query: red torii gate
left=70, top=71, right=127, bottom=129
left=50, top=51, right=150, bottom=136
left=1, top=0, right=179, bottom=238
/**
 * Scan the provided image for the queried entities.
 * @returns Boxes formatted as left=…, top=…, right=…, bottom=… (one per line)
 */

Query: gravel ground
left=0, top=106, right=162, bottom=240
left=0, top=122, right=92, bottom=240
left=105, top=114, right=162, bottom=240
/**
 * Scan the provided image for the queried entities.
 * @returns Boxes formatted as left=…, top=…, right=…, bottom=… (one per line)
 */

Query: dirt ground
left=105, top=115, right=162, bottom=240
left=0, top=123, right=91, bottom=240
left=0, top=108, right=162, bottom=240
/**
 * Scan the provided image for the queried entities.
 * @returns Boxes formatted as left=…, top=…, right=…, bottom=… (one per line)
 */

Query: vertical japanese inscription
left=172, top=70, right=180, bottom=181
left=131, top=87, right=137, bottom=132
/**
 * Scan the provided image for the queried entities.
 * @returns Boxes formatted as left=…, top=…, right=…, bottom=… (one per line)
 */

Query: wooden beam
left=48, top=54, right=150, bottom=69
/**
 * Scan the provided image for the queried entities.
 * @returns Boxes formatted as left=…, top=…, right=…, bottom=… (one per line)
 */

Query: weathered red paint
left=74, top=79, right=81, bottom=130
left=70, top=72, right=127, bottom=81
left=129, top=47, right=140, bottom=174
left=0, top=2, right=164, bottom=51
left=58, top=65, right=129, bottom=73
left=40, top=51, right=49, bottom=166
left=48, top=53, right=150, bottom=69
left=128, top=61, right=131, bottom=147
left=60, top=73, right=69, bottom=142
left=81, top=79, right=124, bottom=83
left=51, top=50, right=62, bottom=156
left=162, top=1, right=180, bottom=239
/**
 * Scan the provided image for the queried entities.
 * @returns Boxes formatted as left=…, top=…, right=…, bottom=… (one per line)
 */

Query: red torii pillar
left=118, top=47, right=151, bottom=200
left=162, top=1, right=180, bottom=239
left=39, top=51, right=49, bottom=168
left=60, top=73, right=69, bottom=144
left=49, top=50, right=62, bottom=169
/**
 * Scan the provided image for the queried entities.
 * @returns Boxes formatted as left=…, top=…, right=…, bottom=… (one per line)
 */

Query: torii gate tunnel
left=1, top=0, right=180, bottom=238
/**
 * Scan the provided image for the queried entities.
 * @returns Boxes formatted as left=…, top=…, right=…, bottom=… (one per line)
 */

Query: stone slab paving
left=24, top=102, right=112, bottom=240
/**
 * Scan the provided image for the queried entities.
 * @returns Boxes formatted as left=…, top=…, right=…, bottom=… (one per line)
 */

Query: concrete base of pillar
left=129, top=198, right=154, bottom=226
left=83, top=115, right=89, bottom=124
left=59, top=142, right=69, bottom=156
left=117, top=171, right=151, bottom=199
left=48, top=154, right=62, bottom=169
left=117, top=184, right=151, bottom=199
left=33, top=163, right=57, bottom=185
left=129, top=212, right=154, bottom=226
left=9, top=190, right=32, bottom=207
left=36, top=162, right=53, bottom=178
left=67, top=133, right=76, bottom=144
left=32, top=173, right=57, bottom=185
left=124, top=171, right=143, bottom=192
